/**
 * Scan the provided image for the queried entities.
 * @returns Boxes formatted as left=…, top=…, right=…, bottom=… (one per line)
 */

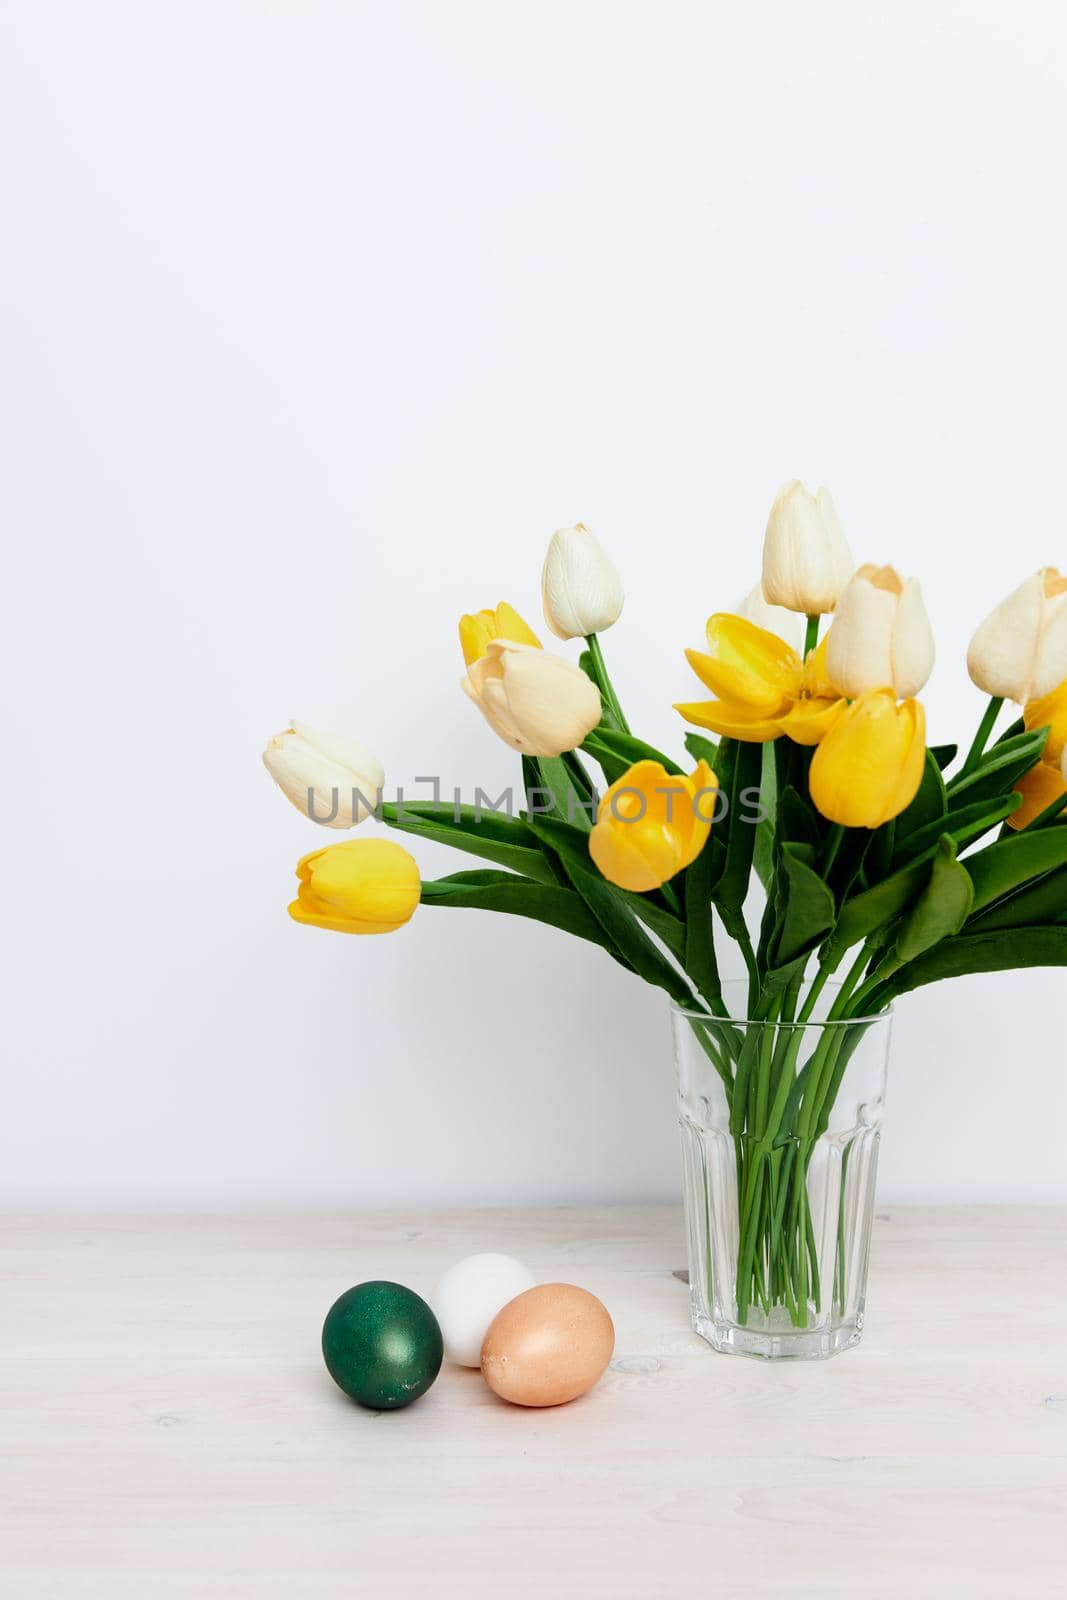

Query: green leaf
left=420, top=869, right=523, bottom=891
left=525, top=813, right=686, bottom=960
left=752, top=742, right=778, bottom=894
left=875, top=836, right=973, bottom=979
left=967, top=862, right=1067, bottom=931
left=700, top=736, right=734, bottom=893
left=582, top=727, right=684, bottom=783
left=965, top=829, right=1067, bottom=916
left=930, top=744, right=958, bottom=772
left=892, top=793, right=1022, bottom=864
left=828, top=857, right=931, bottom=958
left=713, top=740, right=763, bottom=917
left=382, top=801, right=558, bottom=884
left=874, top=926, right=1067, bottom=1004
left=419, top=873, right=618, bottom=952
left=523, top=755, right=695, bottom=1002
left=946, top=729, right=1048, bottom=804
left=683, top=836, right=720, bottom=1005
left=779, top=785, right=820, bottom=850
left=525, top=755, right=596, bottom=831
left=683, top=731, right=719, bottom=770
left=767, top=842, right=836, bottom=975
left=895, top=751, right=947, bottom=845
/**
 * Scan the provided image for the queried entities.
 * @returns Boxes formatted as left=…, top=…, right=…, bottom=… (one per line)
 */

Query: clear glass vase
left=672, top=982, right=892, bottom=1361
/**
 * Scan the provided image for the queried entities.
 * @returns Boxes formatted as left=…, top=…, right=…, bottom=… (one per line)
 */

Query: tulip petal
left=777, top=696, right=847, bottom=747
left=674, top=699, right=783, bottom=742
left=677, top=761, right=717, bottom=868
left=967, top=572, right=1045, bottom=702
left=288, top=898, right=410, bottom=935
left=489, top=644, right=602, bottom=757
left=810, top=690, right=926, bottom=828
left=699, top=615, right=802, bottom=712
left=825, top=568, right=896, bottom=698
left=541, top=524, right=624, bottom=641
left=290, top=838, right=421, bottom=935
left=1024, top=681, right=1067, bottom=767
left=459, top=603, right=541, bottom=666
left=1031, top=599, right=1067, bottom=701
left=761, top=481, right=854, bottom=615
left=737, top=583, right=805, bottom=652
left=588, top=822, right=670, bottom=893
left=494, top=601, right=542, bottom=651
left=892, top=579, right=936, bottom=698
left=1007, top=759, right=1067, bottom=830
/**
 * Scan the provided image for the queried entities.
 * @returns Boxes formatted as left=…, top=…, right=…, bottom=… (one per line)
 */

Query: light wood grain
left=2, top=1208, right=1066, bottom=1597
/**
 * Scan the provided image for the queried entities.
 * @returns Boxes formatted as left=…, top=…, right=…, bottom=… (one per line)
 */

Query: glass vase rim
left=670, top=979, right=894, bottom=1029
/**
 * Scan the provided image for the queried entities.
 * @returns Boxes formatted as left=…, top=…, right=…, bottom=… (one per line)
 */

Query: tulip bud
left=761, top=481, right=854, bottom=615
left=589, top=760, right=717, bottom=893
left=809, top=689, right=926, bottom=828
left=826, top=564, right=935, bottom=699
left=541, top=523, right=624, bottom=640
left=462, top=639, right=602, bottom=757
left=288, top=838, right=421, bottom=934
left=263, top=722, right=384, bottom=829
left=967, top=568, right=1067, bottom=704
left=737, top=583, right=805, bottom=652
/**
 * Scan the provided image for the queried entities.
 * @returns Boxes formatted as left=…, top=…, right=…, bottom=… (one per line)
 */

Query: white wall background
left=3, top=0, right=1066, bottom=1210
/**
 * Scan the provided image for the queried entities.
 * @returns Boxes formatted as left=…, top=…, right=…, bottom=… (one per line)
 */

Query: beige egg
left=480, top=1283, right=615, bottom=1407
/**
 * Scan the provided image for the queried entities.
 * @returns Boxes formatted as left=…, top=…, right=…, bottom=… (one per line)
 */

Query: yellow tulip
left=459, top=602, right=541, bottom=667
left=809, top=690, right=926, bottom=828
left=675, top=614, right=845, bottom=745
left=589, top=759, right=717, bottom=893
left=288, top=838, right=421, bottom=934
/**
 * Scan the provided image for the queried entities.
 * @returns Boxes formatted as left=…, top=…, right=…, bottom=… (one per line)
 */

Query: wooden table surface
left=3, top=1206, right=1066, bottom=1597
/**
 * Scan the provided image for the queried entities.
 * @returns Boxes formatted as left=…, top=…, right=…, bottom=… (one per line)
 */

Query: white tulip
left=826, top=564, right=935, bottom=699
left=967, top=567, right=1067, bottom=703
left=737, top=583, right=805, bottom=652
left=761, top=481, right=854, bottom=616
left=462, top=640, right=602, bottom=756
left=541, top=523, right=624, bottom=640
left=263, top=721, right=384, bottom=828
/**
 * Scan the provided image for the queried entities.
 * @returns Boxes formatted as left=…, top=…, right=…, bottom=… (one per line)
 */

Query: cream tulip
left=737, top=582, right=805, bottom=652
left=967, top=568, right=1067, bottom=704
left=826, top=564, right=935, bottom=699
left=462, top=639, right=602, bottom=756
left=541, top=523, right=624, bottom=640
left=761, top=481, right=854, bottom=616
left=263, top=722, right=384, bottom=828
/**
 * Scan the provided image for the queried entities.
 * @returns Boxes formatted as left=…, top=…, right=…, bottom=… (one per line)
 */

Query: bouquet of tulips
left=264, top=483, right=1067, bottom=1317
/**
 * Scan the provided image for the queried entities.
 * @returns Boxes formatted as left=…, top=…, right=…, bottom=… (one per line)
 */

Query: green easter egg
left=322, top=1281, right=443, bottom=1410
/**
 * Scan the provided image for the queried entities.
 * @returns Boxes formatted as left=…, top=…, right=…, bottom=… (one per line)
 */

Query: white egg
left=430, top=1253, right=537, bottom=1367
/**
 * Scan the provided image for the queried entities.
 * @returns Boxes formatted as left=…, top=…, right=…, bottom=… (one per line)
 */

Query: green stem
left=803, top=615, right=820, bottom=658
left=584, top=633, right=630, bottom=733
left=960, top=695, right=1004, bottom=776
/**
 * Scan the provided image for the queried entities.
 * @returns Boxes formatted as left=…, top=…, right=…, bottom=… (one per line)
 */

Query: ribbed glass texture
left=673, top=983, right=892, bottom=1360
